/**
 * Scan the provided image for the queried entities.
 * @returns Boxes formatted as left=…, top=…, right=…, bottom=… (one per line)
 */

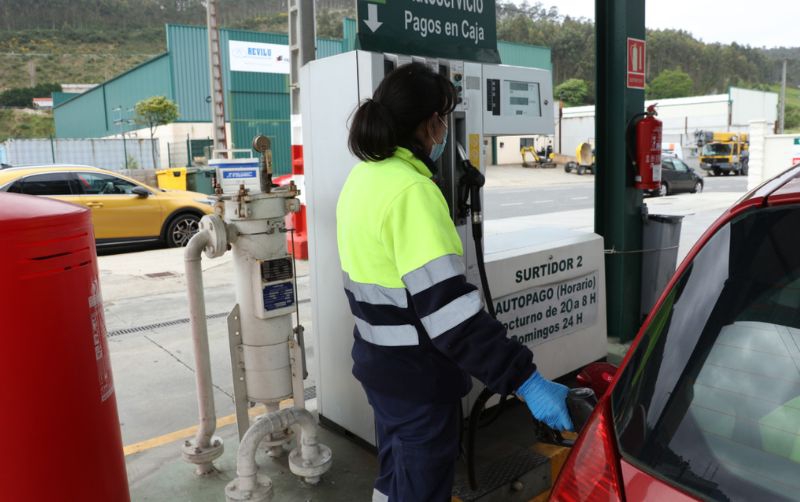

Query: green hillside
left=0, top=0, right=797, bottom=105
left=0, top=29, right=163, bottom=90
left=768, top=84, right=800, bottom=132
left=0, top=109, right=54, bottom=141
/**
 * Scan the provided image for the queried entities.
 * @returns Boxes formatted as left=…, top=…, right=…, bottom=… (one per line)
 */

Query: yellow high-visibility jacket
left=337, top=146, right=534, bottom=402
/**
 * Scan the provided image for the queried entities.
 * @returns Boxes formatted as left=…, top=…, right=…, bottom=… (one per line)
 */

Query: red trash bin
left=0, top=193, right=130, bottom=501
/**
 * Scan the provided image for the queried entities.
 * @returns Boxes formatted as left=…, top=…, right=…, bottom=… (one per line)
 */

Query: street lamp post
left=113, top=106, right=135, bottom=170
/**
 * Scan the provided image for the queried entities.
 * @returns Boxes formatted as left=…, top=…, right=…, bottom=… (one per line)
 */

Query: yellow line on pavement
left=123, top=398, right=294, bottom=456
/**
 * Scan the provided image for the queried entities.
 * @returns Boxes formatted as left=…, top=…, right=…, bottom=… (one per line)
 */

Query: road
left=484, top=175, right=748, bottom=220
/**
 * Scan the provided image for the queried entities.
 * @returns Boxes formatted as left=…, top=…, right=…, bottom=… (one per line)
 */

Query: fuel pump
left=302, top=49, right=609, bottom=499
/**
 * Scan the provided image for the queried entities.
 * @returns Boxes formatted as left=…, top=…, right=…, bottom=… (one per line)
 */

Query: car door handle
left=85, top=202, right=104, bottom=208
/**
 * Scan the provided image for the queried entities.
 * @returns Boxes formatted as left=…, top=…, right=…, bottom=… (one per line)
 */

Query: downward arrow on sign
left=364, top=3, right=383, bottom=33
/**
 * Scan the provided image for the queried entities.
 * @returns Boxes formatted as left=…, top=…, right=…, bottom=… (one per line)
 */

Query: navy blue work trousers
left=363, top=386, right=461, bottom=502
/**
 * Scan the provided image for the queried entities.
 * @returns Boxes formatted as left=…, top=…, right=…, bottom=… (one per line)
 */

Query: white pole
left=207, top=0, right=228, bottom=156
left=779, top=59, right=787, bottom=134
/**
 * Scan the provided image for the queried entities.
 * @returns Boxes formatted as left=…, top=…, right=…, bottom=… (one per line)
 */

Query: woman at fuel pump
left=336, top=62, right=573, bottom=501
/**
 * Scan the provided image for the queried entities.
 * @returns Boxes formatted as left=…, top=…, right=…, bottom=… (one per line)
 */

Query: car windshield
left=612, top=205, right=800, bottom=502
left=703, top=143, right=732, bottom=156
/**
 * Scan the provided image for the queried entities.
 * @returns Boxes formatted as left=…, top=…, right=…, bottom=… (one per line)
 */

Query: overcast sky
left=532, top=1, right=798, bottom=49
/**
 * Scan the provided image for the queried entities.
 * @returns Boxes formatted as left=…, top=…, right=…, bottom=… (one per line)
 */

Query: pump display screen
left=503, top=80, right=541, bottom=117
left=486, top=79, right=542, bottom=117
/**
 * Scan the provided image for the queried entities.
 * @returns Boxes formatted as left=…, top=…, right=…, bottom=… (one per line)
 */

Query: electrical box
left=210, top=158, right=262, bottom=195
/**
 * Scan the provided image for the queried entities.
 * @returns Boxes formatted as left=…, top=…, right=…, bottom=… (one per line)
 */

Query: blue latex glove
left=516, top=372, right=574, bottom=432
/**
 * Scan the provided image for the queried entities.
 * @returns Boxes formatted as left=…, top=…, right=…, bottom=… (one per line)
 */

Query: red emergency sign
left=627, top=38, right=646, bottom=89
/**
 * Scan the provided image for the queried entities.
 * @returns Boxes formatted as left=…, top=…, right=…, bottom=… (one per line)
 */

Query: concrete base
left=127, top=407, right=378, bottom=502
left=126, top=399, right=567, bottom=502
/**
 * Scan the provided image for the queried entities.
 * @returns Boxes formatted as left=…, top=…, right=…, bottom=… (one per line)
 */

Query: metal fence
left=2, top=138, right=159, bottom=171
left=167, top=138, right=214, bottom=167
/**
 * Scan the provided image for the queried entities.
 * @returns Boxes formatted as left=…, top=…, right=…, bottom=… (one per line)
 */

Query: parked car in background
left=652, top=157, right=703, bottom=196
left=0, top=165, right=213, bottom=247
left=551, top=163, right=800, bottom=501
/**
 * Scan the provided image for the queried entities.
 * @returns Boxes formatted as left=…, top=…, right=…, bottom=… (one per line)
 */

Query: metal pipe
left=228, top=408, right=332, bottom=501
left=183, top=229, right=223, bottom=475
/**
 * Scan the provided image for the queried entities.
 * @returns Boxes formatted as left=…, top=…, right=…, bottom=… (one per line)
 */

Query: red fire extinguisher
left=629, top=104, right=663, bottom=191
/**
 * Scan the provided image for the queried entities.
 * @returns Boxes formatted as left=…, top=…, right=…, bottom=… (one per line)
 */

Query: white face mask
left=429, top=117, right=448, bottom=161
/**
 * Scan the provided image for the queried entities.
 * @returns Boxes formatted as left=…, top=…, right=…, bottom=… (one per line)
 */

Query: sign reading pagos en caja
left=357, top=0, right=499, bottom=63
left=229, top=41, right=290, bottom=74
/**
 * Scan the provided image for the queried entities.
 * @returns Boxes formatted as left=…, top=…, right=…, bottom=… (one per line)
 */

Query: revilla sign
left=357, top=0, right=500, bottom=63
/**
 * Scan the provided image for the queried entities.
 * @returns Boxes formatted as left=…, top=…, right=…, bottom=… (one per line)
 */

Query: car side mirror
left=132, top=186, right=150, bottom=198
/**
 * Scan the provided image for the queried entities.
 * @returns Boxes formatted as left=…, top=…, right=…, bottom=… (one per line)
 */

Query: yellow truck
left=696, top=131, right=749, bottom=176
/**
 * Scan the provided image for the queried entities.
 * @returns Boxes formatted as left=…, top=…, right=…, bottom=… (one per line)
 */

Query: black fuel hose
left=454, top=145, right=510, bottom=490
left=457, top=151, right=600, bottom=488
left=466, top=387, right=494, bottom=489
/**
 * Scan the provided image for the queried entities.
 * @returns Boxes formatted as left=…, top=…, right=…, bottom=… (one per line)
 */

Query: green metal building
left=54, top=21, right=551, bottom=175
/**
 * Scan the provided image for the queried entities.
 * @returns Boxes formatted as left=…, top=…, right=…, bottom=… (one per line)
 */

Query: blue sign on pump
left=222, top=169, right=257, bottom=179
left=263, top=283, right=295, bottom=311
left=211, top=158, right=262, bottom=194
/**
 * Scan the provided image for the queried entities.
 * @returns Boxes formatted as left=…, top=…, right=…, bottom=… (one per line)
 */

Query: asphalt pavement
left=102, top=162, right=751, bottom=492
left=485, top=173, right=747, bottom=219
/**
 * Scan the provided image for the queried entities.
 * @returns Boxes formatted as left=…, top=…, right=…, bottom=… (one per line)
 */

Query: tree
left=134, top=95, right=178, bottom=168
left=0, top=82, right=62, bottom=107
left=647, top=69, right=694, bottom=99
left=554, top=78, right=589, bottom=106
left=316, top=8, right=353, bottom=39
left=785, top=103, right=800, bottom=131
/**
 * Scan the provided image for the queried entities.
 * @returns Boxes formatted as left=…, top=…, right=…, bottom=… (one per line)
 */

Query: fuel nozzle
left=456, top=142, right=485, bottom=189
left=455, top=142, right=485, bottom=224
left=566, top=387, right=598, bottom=433
left=533, top=386, right=598, bottom=447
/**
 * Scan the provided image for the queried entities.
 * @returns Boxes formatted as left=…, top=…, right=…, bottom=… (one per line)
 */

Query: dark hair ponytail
left=348, top=62, right=457, bottom=162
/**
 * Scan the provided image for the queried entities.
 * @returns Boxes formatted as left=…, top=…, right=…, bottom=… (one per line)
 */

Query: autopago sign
left=357, top=0, right=500, bottom=63
left=495, top=271, right=599, bottom=348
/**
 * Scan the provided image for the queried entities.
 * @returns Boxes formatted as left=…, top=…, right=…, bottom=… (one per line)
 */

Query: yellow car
left=0, top=165, right=214, bottom=247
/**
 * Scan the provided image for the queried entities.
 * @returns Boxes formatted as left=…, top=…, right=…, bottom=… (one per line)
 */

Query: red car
left=552, top=164, right=800, bottom=501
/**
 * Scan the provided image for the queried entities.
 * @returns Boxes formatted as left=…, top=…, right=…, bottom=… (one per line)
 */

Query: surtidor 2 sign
left=495, top=272, right=599, bottom=348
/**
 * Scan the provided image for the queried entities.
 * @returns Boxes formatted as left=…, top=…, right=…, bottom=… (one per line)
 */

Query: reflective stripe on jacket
left=337, top=147, right=535, bottom=402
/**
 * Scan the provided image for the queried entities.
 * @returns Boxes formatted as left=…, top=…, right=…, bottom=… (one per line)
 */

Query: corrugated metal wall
left=55, top=85, right=108, bottom=138
left=220, top=28, right=293, bottom=173
left=167, top=25, right=212, bottom=123
left=55, top=21, right=553, bottom=175
left=167, top=25, right=316, bottom=174
left=105, top=55, right=173, bottom=133
left=317, top=38, right=344, bottom=58
left=55, top=54, right=172, bottom=138
left=52, top=92, right=79, bottom=107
